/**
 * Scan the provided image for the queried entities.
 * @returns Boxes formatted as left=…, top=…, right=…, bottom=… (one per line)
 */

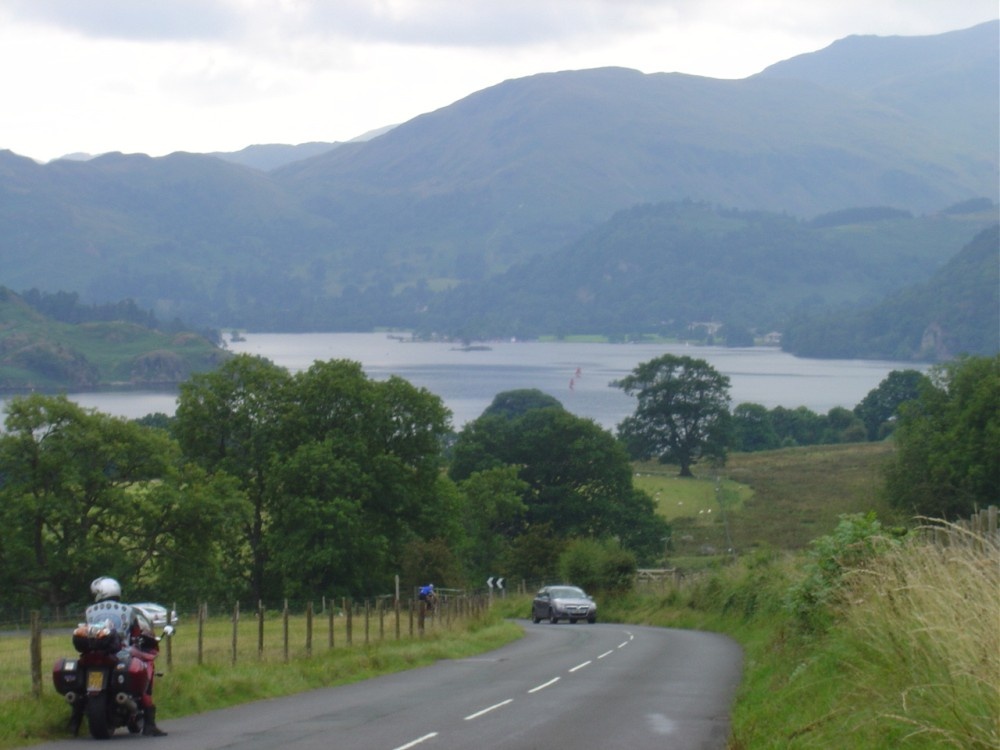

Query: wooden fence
left=13, top=592, right=490, bottom=700
left=921, top=505, right=999, bottom=548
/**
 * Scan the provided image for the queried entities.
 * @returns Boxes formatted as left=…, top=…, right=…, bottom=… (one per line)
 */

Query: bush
left=557, top=538, right=636, bottom=594
left=784, top=512, right=902, bottom=632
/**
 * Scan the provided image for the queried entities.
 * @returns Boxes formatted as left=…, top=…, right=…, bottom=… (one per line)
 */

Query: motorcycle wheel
left=87, top=693, right=113, bottom=739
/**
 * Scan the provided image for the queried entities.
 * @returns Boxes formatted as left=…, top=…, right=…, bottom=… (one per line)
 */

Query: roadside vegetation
left=597, top=516, right=998, bottom=749
left=0, top=609, right=522, bottom=749
left=0, top=353, right=994, bottom=748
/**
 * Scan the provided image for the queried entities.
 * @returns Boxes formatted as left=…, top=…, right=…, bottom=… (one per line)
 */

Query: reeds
left=835, top=523, right=999, bottom=748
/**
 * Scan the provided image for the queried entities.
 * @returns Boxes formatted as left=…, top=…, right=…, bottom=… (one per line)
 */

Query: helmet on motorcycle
left=90, top=576, right=122, bottom=602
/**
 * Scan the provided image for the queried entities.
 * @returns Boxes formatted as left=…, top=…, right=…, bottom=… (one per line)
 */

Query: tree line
left=0, top=351, right=994, bottom=617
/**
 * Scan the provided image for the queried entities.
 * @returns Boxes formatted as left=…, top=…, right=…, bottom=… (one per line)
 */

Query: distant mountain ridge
left=0, top=21, right=996, bottom=356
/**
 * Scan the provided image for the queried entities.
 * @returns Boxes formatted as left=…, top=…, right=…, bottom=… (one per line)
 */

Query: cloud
left=1, top=0, right=240, bottom=41
left=2, top=0, right=674, bottom=48
left=5, top=1, right=993, bottom=59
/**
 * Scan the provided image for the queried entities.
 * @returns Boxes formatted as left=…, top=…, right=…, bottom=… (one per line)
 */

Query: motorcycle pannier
left=51, top=657, right=81, bottom=694
left=72, top=621, right=123, bottom=653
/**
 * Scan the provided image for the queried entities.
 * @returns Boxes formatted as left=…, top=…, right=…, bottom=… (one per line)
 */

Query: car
left=531, top=585, right=597, bottom=624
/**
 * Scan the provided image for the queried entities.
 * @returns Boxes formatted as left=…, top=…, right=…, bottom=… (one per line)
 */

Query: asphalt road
left=37, top=621, right=743, bottom=750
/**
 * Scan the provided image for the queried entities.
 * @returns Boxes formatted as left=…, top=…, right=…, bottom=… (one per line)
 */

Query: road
left=37, top=621, right=742, bottom=750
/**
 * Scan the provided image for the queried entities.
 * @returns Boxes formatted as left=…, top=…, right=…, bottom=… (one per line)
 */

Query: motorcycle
left=52, top=601, right=174, bottom=739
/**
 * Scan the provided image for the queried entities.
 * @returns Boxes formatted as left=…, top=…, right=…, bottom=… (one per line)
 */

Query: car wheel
left=531, top=610, right=541, bottom=624
left=549, top=609, right=558, bottom=624
left=587, top=615, right=596, bottom=624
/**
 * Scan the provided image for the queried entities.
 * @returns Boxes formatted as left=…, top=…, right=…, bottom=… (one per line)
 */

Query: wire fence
left=2, top=590, right=495, bottom=703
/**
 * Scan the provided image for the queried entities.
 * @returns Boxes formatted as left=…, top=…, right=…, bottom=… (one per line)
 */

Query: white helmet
left=90, top=576, right=122, bottom=603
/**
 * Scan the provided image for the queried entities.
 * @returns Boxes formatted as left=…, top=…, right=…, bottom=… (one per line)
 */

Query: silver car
left=531, top=585, right=597, bottom=624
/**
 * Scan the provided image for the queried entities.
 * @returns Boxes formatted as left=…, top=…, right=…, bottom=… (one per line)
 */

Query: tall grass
left=828, top=528, right=999, bottom=748
left=599, top=524, right=998, bottom=749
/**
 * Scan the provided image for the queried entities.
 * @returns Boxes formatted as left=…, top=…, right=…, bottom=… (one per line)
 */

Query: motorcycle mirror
left=161, top=625, right=175, bottom=638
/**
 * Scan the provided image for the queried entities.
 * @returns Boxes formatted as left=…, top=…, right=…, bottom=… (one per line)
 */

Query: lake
left=1, top=333, right=928, bottom=431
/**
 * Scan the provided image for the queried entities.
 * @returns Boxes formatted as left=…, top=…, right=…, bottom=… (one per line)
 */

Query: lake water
left=1, top=333, right=927, bottom=431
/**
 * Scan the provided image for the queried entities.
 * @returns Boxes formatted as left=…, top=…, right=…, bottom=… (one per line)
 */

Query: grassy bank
left=601, top=524, right=998, bottom=748
left=0, top=611, right=521, bottom=749
left=624, top=443, right=996, bottom=747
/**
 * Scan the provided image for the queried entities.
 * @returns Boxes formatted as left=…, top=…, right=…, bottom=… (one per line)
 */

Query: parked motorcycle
left=52, top=601, right=174, bottom=739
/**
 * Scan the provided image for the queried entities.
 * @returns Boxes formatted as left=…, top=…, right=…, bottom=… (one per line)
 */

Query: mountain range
left=0, top=21, right=996, bottom=360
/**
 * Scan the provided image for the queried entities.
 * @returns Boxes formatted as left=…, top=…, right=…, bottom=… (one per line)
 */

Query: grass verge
left=603, top=530, right=999, bottom=748
left=0, top=612, right=521, bottom=749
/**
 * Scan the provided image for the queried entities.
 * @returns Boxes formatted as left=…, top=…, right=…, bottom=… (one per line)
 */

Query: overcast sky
left=1, top=0, right=996, bottom=162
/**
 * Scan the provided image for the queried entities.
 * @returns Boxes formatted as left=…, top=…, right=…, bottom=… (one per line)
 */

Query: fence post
left=282, top=600, right=290, bottom=664
left=364, top=600, right=370, bottom=645
left=346, top=599, right=352, bottom=647
left=30, top=611, right=42, bottom=698
left=306, top=601, right=313, bottom=657
left=378, top=598, right=384, bottom=641
left=328, top=601, right=335, bottom=650
left=395, top=597, right=401, bottom=641
left=197, top=603, right=205, bottom=666
left=257, top=600, right=264, bottom=659
left=408, top=598, right=414, bottom=637
left=231, top=602, right=240, bottom=666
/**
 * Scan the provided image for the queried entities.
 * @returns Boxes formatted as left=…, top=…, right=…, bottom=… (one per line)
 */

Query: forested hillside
left=782, top=225, right=1000, bottom=360
left=413, top=201, right=997, bottom=352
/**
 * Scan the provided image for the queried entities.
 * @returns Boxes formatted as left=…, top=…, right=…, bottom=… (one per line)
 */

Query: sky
left=1, top=1, right=996, bottom=163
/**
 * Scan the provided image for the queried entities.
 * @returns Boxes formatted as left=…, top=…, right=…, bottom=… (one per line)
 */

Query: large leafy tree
left=854, top=369, right=929, bottom=441
left=270, top=360, right=454, bottom=597
left=613, top=354, right=731, bottom=476
left=175, top=356, right=454, bottom=599
left=456, top=466, right=529, bottom=584
left=0, top=394, right=241, bottom=611
left=730, top=402, right=781, bottom=452
left=884, top=355, right=999, bottom=519
left=450, top=400, right=668, bottom=562
left=174, top=354, right=291, bottom=603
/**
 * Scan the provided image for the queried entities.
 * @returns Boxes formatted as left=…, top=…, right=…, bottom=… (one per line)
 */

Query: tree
left=450, top=399, right=668, bottom=562
left=558, top=538, right=637, bottom=595
left=0, top=394, right=242, bottom=610
left=482, top=389, right=564, bottom=419
left=854, top=369, right=928, bottom=440
left=456, top=466, right=529, bottom=584
left=613, top=355, right=731, bottom=476
left=884, top=355, right=999, bottom=519
left=175, top=355, right=455, bottom=599
left=275, top=361, right=454, bottom=595
left=770, top=405, right=825, bottom=447
left=730, top=402, right=780, bottom=452
left=174, top=354, right=291, bottom=603
left=823, top=407, right=867, bottom=444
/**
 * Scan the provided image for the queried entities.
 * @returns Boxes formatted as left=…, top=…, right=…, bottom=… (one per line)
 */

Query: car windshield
left=549, top=587, right=586, bottom=599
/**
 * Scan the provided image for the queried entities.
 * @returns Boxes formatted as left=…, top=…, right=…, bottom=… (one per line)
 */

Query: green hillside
left=782, top=224, right=1000, bottom=360
left=413, top=201, right=998, bottom=351
left=0, top=288, right=228, bottom=391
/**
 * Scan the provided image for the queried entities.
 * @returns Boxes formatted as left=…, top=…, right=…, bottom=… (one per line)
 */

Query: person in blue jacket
left=418, top=583, right=437, bottom=610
